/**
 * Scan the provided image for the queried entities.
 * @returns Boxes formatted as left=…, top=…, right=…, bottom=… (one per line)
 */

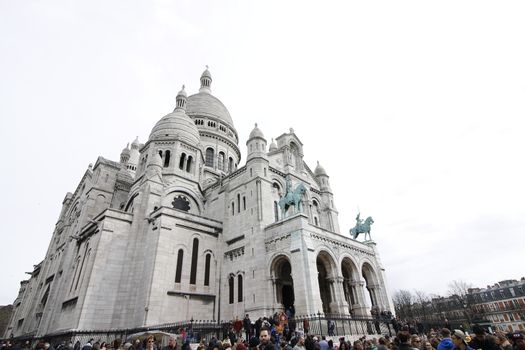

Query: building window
left=243, top=196, right=246, bottom=210
left=204, top=254, right=211, bottom=286
left=186, top=156, right=193, bottom=173
left=229, top=157, right=234, bottom=173
left=190, top=238, right=199, bottom=284
left=179, top=153, right=186, bottom=170
left=172, top=195, right=190, bottom=211
left=237, top=194, right=241, bottom=213
left=232, top=202, right=235, bottom=216
left=175, top=249, right=183, bottom=283
left=164, top=150, right=171, bottom=167
left=218, top=152, right=225, bottom=171
left=274, top=201, right=279, bottom=222
left=205, top=148, right=214, bottom=167
left=238, top=275, right=243, bottom=302
left=229, top=276, right=234, bottom=304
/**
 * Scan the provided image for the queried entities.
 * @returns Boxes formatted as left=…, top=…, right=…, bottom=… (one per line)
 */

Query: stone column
left=352, top=279, right=370, bottom=317
left=330, top=276, right=350, bottom=315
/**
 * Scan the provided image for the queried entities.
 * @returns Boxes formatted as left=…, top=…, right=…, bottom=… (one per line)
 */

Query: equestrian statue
left=350, top=213, right=374, bottom=240
left=278, top=176, right=307, bottom=218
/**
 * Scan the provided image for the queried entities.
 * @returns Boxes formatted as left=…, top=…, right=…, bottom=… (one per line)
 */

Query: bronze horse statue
left=350, top=216, right=374, bottom=240
left=278, top=183, right=307, bottom=218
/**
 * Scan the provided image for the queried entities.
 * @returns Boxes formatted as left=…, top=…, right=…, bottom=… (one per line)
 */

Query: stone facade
left=4, top=69, right=393, bottom=338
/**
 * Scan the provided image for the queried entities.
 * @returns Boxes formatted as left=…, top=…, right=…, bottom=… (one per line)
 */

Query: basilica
left=5, top=68, right=393, bottom=338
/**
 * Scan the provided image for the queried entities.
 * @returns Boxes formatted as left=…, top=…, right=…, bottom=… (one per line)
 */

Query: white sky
left=1, top=0, right=524, bottom=306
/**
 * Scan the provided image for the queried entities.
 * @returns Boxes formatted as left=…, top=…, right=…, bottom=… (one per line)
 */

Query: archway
left=341, top=257, right=359, bottom=314
left=362, top=262, right=381, bottom=312
left=271, top=256, right=295, bottom=311
left=316, top=251, right=336, bottom=314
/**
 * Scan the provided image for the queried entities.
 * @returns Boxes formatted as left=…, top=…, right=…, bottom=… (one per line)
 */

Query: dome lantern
left=199, top=65, right=212, bottom=93
left=175, top=85, right=187, bottom=111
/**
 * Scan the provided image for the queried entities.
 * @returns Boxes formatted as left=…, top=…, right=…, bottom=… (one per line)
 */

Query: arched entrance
left=316, top=251, right=336, bottom=314
left=271, top=256, right=295, bottom=311
left=362, top=262, right=381, bottom=311
left=341, top=257, right=359, bottom=314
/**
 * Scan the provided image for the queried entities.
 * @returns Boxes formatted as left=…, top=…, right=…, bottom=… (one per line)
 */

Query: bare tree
left=393, top=289, right=414, bottom=320
left=447, top=280, right=473, bottom=298
left=413, top=290, right=430, bottom=319
left=447, top=280, right=474, bottom=328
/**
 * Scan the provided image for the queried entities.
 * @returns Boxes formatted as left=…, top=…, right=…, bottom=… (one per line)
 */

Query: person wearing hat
left=468, top=325, right=498, bottom=350
left=451, top=330, right=473, bottom=350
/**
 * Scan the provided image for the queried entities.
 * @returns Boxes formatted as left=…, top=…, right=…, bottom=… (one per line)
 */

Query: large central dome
left=186, top=92, right=234, bottom=127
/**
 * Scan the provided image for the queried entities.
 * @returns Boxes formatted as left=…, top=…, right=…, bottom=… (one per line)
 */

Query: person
left=328, top=320, right=335, bottom=337
left=258, top=328, right=274, bottom=350
left=249, top=337, right=260, bottom=350
left=82, top=340, right=94, bottom=350
left=294, top=336, right=306, bottom=350
left=397, top=331, right=418, bottom=350
left=244, top=314, right=252, bottom=341
left=145, top=337, right=155, bottom=350
left=378, top=338, right=389, bottom=350
left=451, top=330, right=473, bottom=350
left=469, top=325, right=499, bottom=350
left=423, top=341, right=434, bottom=350
left=509, top=333, right=525, bottom=350
left=162, top=337, right=177, bottom=350
left=303, top=320, right=309, bottom=336
left=319, top=337, right=329, bottom=350
left=411, top=336, right=422, bottom=350
left=494, top=332, right=512, bottom=350
left=438, top=329, right=454, bottom=350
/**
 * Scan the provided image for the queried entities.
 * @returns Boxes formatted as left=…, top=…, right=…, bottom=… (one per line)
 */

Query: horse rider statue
left=278, top=175, right=307, bottom=218
left=350, top=213, right=374, bottom=240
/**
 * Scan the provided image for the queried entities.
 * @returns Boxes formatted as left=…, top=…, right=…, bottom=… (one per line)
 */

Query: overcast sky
left=1, top=1, right=524, bottom=306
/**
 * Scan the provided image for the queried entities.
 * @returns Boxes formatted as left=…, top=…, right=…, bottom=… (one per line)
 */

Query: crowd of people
left=2, top=318, right=524, bottom=350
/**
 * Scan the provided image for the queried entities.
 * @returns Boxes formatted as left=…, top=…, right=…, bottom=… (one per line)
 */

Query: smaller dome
left=175, top=85, right=188, bottom=110
left=148, top=152, right=163, bottom=168
left=269, top=138, right=277, bottom=151
left=314, top=161, right=328, bottom=176
left=117, top=167, right=133, bottom=183
left=201, top=67, right=212, bottom=79
left=131, top=136, right=140, bottom=149
left=199, top=66, right=212, bottom=93
left=149, top=108, right=201, bottom=145
left=248, top=123, right=265, bottom=140
left=177, top=85, right=187, bottom=98
left=121, top=143, right=130, bottom=155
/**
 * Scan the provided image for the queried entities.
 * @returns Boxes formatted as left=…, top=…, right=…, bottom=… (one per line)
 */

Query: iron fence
left=2, top=315, right=394, bottom=346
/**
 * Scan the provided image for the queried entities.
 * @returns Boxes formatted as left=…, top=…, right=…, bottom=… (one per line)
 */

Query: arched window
left=204, top=254, right=211, bottom=286
left=175, top=249, right=183, bottom=283
left=205, top=148, right=214, bottom=167
left=231, top=202, right=235, bottom=216
left=274, top=201, right=279, bottom=222
left=164, top=150, right=171, bottom=167
left=313, top=200, right=320, bottom=226
left=238, top=275, right=243, bottom=302
left=229, top=157, right=234, bottom=173
left=243, top=196, right=246, bottom=210
left=190, top=238, right=199, bottom=284
left=229, top=276, right=234, bottom=304
left=186, top=156, right=193, bottom=173
left=218, top=152, right=225, bottom=171
left=179, top=153, right=186, bottom=170
left=237, top=194, right=241, bottom=213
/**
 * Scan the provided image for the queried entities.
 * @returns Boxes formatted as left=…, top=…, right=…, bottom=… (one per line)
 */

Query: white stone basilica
left=5, top=68, right=393, bottom=338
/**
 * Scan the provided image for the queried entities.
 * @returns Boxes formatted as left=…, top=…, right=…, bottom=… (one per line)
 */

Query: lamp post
left=317, top=311, right=323, bottom=336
